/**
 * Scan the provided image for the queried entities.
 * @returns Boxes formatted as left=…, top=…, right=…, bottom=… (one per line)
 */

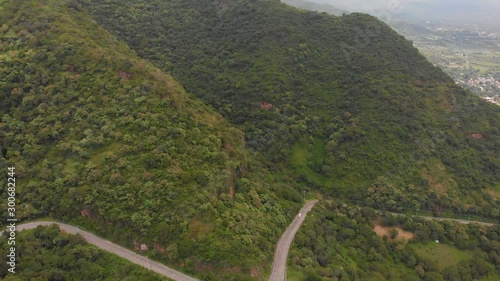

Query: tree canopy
left=78, top=0, right=499, bottom=218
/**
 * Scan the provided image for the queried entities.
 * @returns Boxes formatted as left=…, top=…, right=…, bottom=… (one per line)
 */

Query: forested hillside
left=78, top=0, right=499, bottom=217
left=1, top=0, right=499, bottom=280
left=0, top=1, right=299, bottom=279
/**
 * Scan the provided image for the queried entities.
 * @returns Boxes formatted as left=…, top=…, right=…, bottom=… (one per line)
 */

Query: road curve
left=1, top=204, right=494, bottom=281
left=269, top=200, right=319, bottom=281
left=1, top=222, right=198, bottom=281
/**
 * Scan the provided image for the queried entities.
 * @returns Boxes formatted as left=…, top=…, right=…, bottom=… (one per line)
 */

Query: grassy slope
left=78, top=0, right=499, bottom=217
left=411, top=243, right=473, bottom=271
left=291, top=137, right=327, bottom=186
left=0, top=0, right=298, bottom=279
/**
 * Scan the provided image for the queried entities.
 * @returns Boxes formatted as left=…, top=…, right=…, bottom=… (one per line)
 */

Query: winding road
left=2, top=201, right=318, bottom=281
left=1, top=222, right=198, bottom=281
left=2, top=201, right=494, bottom=281
left=414, top=215, right=496, bottom=226
left=419, top=215, right=497, bottom=226
left=379, top=211, right=496, bottom=227
left=268, top=200, right=319, bottom=281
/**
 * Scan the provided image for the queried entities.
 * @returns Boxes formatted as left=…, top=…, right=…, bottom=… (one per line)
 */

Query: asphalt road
left=3, top=202, right=492, bottom=281
left=268, top=200, right=319, bottom=281
left=0, top=222, right=198, bottom=281
left=415, top=215, right=496, bottom=226
left=380, top=211, right=497, bottom=227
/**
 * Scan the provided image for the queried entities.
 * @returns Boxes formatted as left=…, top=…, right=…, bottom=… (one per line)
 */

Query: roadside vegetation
left=0, top=225, right=168, bottom=281
left=291, top=201, right=500, bottom=281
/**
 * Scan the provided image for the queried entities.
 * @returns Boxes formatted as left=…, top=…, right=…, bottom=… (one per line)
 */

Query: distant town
left=455, top=76, right=500, bottom=105
left=393, top=20, right=500, bottom=106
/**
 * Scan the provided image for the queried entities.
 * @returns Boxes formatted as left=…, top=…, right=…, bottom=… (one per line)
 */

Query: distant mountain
left=309, top=0, right=500, bottom=28
left=80, top=0, right=499, bottom=218
left=281, top=0, right=348, bottom=16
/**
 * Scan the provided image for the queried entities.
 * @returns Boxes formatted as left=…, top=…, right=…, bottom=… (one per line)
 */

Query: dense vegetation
left=290, top=201, right=500, bottom=281
left=0, top=225, right=167, bottom=281
left=0, top=0, right=498, bottom=279
left=78, top=0, right=499, bottom=217
left=0, top=1, right=301, bottom=279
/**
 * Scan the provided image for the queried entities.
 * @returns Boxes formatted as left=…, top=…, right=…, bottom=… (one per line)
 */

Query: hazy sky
left=314, top=0, right=499, bottom=11
left=312, top=0, right=500, bottom=27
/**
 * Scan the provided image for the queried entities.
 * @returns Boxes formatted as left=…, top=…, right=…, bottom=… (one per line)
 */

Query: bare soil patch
left=486, top=189, right=500, bottom=200
left=373, top=224, right=415, bottom=241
